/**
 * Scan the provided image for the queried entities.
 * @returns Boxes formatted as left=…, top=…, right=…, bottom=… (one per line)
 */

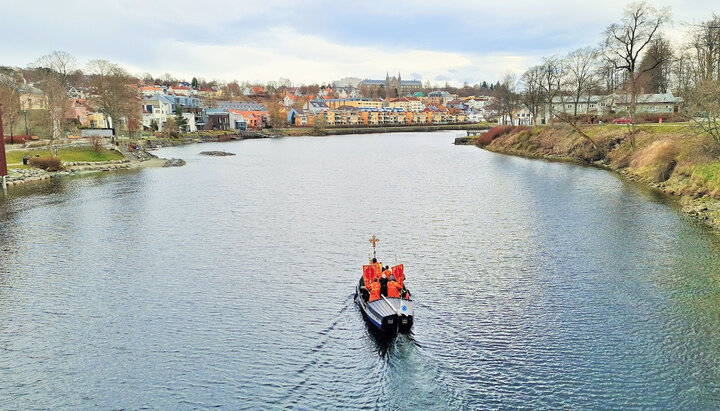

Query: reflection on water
left=1, top=132, right=720, bottom=409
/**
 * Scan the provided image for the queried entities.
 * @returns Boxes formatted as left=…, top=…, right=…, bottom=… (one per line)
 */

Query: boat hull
left=355, top=280, right=413, bottom=335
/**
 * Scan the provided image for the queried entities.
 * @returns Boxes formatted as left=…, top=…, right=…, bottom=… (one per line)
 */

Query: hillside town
left=1, top=63, right=499, bottom=142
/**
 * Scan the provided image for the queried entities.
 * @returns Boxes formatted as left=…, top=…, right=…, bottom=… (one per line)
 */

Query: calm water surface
left=2, top=131, right=720, bottom=409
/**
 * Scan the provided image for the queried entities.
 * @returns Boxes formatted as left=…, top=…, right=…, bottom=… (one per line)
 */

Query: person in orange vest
left=368, top=278, right=381, bottom=302
left=387, top=275, right=403, bottom=298
left=372, top=258, right=383, bottom=281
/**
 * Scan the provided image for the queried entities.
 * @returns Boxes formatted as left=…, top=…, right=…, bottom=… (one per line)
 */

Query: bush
left=29, top=157, right=63, bottom=172
left=476, top=125, right=514, bottom=146
left=3, top=135, right=32, bottom=144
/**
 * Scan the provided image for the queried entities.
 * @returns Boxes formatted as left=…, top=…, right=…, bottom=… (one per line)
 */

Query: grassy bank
left=475, top=123, right=720, bottom=229
left=6, top=147, right=124, bottom=168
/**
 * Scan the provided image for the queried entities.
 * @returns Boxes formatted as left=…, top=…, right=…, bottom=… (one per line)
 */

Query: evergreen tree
left=174, top=107, right=188, bottom=132
left=191, top=77, right=199, bottom=89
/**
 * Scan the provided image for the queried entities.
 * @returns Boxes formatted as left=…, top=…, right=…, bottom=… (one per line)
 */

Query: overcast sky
left=0, top=0, right=717, bottom=85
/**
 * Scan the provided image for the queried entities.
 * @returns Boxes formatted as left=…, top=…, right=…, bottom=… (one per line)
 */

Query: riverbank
left=271, top=122, right=493, bottom=137
left=463, top=123, right=720, bottom=230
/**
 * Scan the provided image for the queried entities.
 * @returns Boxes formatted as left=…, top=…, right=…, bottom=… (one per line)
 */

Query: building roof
left=428, top=91, right=453, bottom=98
left=217, top=101, right=267, bottom=111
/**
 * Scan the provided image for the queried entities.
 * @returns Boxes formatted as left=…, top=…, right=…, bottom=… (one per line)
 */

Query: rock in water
left=199, top=151, right=236, bottom=156
left=163, top=158, right=186, bottom=167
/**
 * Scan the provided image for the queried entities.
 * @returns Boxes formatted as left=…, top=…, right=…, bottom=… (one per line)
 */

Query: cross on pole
left=369, top=235, right=379, bottom=259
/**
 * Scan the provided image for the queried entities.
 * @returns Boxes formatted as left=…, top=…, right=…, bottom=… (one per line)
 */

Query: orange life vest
left=387, top=280, right=402, bottom=298
left=368, top=282, right=381, bottom=302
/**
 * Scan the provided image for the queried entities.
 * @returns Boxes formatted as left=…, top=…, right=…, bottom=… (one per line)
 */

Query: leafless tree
left=87, top=59, right=140, bottom=135
left=0, top=74, right=22, bottom=139
left=691, top=14, right=720, bottom=82
left=520, top=66, right=544, bottom=125
left=491, top=74, right=520, bottom=126
left=34, top=51, right=77, bottom=87
left=683, top=79, right=720, bottom=153
left=539, top=56, right=565, bottom=125
left=563, top=48, right=600, bottom=117
left=557, top=48, right=600, bottom=147
left=602, top=1, right=670, bottom=146
left=32, top=51, right=79, bottom=143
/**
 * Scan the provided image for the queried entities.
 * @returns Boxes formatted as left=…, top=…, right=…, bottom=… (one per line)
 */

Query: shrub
left=3, top=135, right=32, bottom=144
left=29, top=157, right=63, bottom=172
left=476, top=125, right=514, bottom=146
left=630, top=140, right=679, bottom=169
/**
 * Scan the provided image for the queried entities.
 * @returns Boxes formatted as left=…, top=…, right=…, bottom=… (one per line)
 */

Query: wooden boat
left=354, top=236, right=414, bottom=335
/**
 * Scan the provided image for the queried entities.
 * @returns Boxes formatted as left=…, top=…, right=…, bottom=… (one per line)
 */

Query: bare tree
left=691, top=14, right=720, bottom=82
left=552, top=49, right=600, bottom=148
left=564, top=47, right=599, bottom=117
left=34, top=51, right=77, bottom=87
left=602, top=1, right=670, bottom=146
left=32, top=51, right=79, bottom=143
left=87, top=60, right=140, bottom=136
left=266, top=101, right=287, bottom=129
left=491, top=74, right=520, bottom=126
left=520, top=66, right=544, bottom=125
left=0, top=74, right=22, bottom=139
left=683, top=78, right=720, bottom=153
left=539, top=56, right=565, bottom=124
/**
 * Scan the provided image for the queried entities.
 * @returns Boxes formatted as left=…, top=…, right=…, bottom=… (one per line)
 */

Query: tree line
left=491, top=1, right=720, bottom=149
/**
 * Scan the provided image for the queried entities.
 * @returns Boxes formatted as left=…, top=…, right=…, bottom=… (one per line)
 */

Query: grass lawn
left=5, top=147, right=124, bottom=166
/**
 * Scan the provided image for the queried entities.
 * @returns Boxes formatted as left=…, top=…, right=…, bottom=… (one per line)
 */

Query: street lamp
left=23, top=110, right=28, bottom=136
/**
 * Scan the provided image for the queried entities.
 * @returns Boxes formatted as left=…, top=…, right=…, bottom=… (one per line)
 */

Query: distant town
left=1, top=61, right=502, bottom=142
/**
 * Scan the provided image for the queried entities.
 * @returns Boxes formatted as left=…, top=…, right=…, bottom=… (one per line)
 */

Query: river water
left=1, top=131, right=720, bottom=409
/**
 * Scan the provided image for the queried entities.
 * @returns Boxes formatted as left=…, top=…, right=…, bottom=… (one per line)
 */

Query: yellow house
left=87, top=112, right=108, bottom=128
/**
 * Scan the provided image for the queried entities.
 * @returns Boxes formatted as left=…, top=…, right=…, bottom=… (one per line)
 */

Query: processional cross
left=369, top=235, right=379, bottom=259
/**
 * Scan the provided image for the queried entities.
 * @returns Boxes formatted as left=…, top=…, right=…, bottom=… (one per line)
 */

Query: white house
left=181, top=112, right=197, bottom=132
left=169, top=85, right=191, bottom=96
left=142, top=94, right=173, bottom=131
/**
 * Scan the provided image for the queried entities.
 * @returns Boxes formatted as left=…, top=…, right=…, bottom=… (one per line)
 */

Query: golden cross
left=369, top=235, right=379, bottom=248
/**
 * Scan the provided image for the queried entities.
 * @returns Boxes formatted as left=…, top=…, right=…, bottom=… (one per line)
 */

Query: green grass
left=5, top=147, right=124, bottom=166
left=692, top=161, right=720, bottom=185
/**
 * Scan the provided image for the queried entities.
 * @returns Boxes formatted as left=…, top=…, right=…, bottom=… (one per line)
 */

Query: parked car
left=612, top=118, right=633, bottom=124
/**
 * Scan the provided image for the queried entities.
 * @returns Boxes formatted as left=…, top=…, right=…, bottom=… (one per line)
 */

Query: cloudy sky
left=0, top=0, right=717, bottom=85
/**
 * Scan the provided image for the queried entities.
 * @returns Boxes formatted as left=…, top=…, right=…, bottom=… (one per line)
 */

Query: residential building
left=426, top=91, right=454, bottom=106
left=217, top=101, right=267, bottom=111
left=613, top=92, right=682, bottom=115
left=66, top=99, right=89, bottom=126
left=19, top=85, right=46, bottom=110
left=303, top=100, right=330, bottom=113
left=142, top=94, right=174, bottom=131
left=169, top=85, right=191, bottom=96
left=201, top=108, right=230, bottom=130
left=87, top=112, right=109, bottom=128
left=322, top=98, right=383, bottom=110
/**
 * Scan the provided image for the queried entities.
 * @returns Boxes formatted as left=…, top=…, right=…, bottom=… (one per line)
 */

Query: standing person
left=379, top=274, right=389, bottom=297
left=372, top=258, right=383, bottom=281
